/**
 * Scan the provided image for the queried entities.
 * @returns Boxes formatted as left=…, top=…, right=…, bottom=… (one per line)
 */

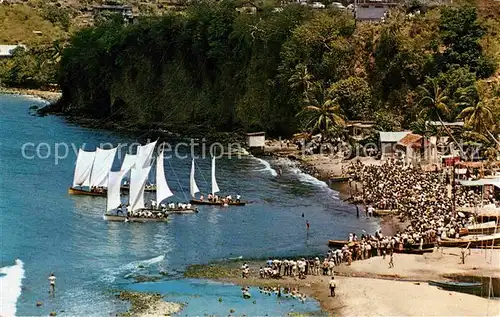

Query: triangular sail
left=90, top=147, right=117, bottom=187
left=190, top=159, right=199, bottom=198
left=136, top=141, right=157, bottom=169
left=107, top=171, right=123, bottom=212
left=120, top=153, right=136, bottom=175
left=73, top=149, right=95, bottom=188
left=156, top=151, right=173, bottom=203
left=211, top=156, right=220, bottom=195
left=129, top=165, right=152, bottom=211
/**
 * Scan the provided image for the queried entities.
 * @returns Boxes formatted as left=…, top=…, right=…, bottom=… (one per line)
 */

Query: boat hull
left=68, top=187, right=106, bottom=197
left=103, top=214, right=168, bottom=222
left=440, top=233, right=500, bottom=248
left=189, top=199, right=246, bottom=206
left=428, top=280, right=482, bottom=295
left=120, top=185, right=156, bottom=192
left=141, top=207, right=199, bottom=215
left=393, top=248, right=434, bottom=254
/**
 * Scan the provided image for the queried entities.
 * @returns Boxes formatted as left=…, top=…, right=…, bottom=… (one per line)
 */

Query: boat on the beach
left=328, top=240, right=357, bottom=248
left=459, top=221, right=500, bottom=236
left=328, top=176, right=349, bottom=183
left=428, top=280, right=482, bottom=294
left=373, top=209, right=398, bottom=216
left=393, top=248, right=434, bottom=254
left=439, top=233, right=500, bottom=248
left=68, top=147, right=117, bottom=196
left=189, top=157, right=247, bottom=206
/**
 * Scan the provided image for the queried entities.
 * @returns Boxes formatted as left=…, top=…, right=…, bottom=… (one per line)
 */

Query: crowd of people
left=199, top=193, right=242, bottom=204
left=347, top=159, right=480, bottom=241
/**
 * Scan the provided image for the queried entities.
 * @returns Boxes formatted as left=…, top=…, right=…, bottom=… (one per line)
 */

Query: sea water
left=0, top=94, right=379, bottom=316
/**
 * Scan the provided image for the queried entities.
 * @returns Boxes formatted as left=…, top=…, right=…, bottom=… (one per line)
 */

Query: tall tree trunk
left=437, top=114, right=466, bottom=158
left=486, top=128, right=500, bottom=147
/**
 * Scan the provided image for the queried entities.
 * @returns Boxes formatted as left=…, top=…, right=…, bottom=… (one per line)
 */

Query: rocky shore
left=117, top=291, right=183, bottom=317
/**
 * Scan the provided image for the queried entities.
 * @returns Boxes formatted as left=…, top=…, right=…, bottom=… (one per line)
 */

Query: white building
left=247, top=132, right=266, bottom=154
left=0, top=45, right=26, bottom=58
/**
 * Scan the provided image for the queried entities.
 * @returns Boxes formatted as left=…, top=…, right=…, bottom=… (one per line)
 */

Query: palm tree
left=458, top=96, right=500, bottom=147
left=418, top=78, right=464, bottom=156
left=288, top=63, right=314, bottom=100
left=296, top=82, right=345, bottom=138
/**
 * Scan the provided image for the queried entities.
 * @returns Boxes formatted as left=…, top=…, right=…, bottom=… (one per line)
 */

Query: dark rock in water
left=218, top=297, right=223, bottom=302
left=159, top=271, right=168, bottom=276
left=29, top=105, right=39, bottom=110
left=137, top=264, right=145, bottom=268
left=36, top=301, right=43, bottom=307
left=49, top=312, right=57, bottom=316
left=229, top=308, right=235, bottom=313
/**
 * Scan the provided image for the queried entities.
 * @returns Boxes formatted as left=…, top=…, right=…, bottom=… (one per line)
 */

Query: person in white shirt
left=329, top=277, right=337, bottom=297
left=236, top=194, right=241, bottom=202
left=49, top=273, right=56, bottom=294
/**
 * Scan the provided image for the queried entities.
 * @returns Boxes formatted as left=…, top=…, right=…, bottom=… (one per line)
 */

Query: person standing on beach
left=329, top=277, right=337, bottom=297
left=48, top=273, right=56, bottom=294
left=388, top=253, right=394, bottom=268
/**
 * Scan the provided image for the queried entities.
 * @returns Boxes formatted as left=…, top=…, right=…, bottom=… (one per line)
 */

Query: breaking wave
left=253, top=157, right=278, bottom=177
left=0, top=259, right=25, bottom=317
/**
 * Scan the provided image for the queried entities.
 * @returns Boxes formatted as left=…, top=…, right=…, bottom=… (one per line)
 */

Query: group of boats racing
left=68, top=140, right=247, bottom=222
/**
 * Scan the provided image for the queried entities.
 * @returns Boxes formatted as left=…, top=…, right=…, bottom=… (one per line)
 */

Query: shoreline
left=0, top=87, right=62, bottom=104
left=184, top=249, right=500, bottom=316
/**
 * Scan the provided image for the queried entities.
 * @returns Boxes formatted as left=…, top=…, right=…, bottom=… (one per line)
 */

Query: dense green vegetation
left=1, top=0, right=499, bottom=150
left=55, top=2, right=499, bottom=142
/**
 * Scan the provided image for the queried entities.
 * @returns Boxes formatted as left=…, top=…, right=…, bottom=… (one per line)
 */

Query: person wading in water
left=48, top=273, right=56, bottom=295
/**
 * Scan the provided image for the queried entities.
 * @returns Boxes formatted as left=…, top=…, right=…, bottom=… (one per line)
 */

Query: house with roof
left=346, top=120, right=375, bottom=142
left=0, top=45, right=26, bottom=58
left=395, top=133, right=427, bottom=165
left=379, top=131, right=411, bottom=159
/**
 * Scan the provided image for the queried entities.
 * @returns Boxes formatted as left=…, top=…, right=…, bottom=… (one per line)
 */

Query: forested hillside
left=1, top=0, right=499, bottom=141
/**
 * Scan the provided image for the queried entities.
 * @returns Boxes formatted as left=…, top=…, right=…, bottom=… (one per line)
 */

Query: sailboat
left=68, top=147, right=117, bottom=196
left=141, top=150, right=198, bottom=214
left=189, top=157, right=247, bottom=206
left=120, top=145, right=157, bottom=192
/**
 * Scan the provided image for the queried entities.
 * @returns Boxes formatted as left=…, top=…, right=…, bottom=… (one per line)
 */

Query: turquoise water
left=127, top=279, right=326, bottom=316
left=0, top=94, right=379, bottom=316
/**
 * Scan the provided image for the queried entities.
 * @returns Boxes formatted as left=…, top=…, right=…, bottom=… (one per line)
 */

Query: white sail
left=190, top=159, right=199, bottom=198
left=90, top=147, right=117, bottom=187
left=72, top=149, right=95, bottom=188
left=211, top=156, right=220, bottom=195
left=106, top=171, right=123, bottom=212
left=136, top=141, right=157, bottom=169
left=129, top=165, right=152, bottom=211
left=156, top=151, right=173, bottom=203
left=120, top=153, right=136, bottom=175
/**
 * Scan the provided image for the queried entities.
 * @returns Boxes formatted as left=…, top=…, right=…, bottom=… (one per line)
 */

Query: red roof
left=398, top=133, right=423, bottom=148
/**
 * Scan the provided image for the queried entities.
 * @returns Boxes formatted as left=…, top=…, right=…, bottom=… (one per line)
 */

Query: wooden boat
left=459, top=221, right=500, bottom=236
left=189, top=157, right=247, bottom=206
left=190, top=199, right=246, bottom=206
left=374, top=209, right=398, bottom=216
left=142, top=207, right=199, bottom=214
left=393, top=248, right=434, bottom=254
left=120, top=185, right=156, bottom=192
left=68, top=187, right=106, bottom=197
left=428, top=280, right=482, bottom=294
left=103, top=214, right=168, bottom=222
left=439, top=233, right=500, bottom=248
left=69, top=147, right=117, bottom=196
left=328, top=240, right=356, bottom=248
left=328, top=176, right=349, bottom=183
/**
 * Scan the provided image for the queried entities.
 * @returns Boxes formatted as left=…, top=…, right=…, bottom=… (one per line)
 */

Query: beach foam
left=253, top=157, right=278, bottom=176
left=0, top=259, right=25, bottom=317
left=277, top=158, right=339, bottom=199
left=100, top=255, right=165, bottom=283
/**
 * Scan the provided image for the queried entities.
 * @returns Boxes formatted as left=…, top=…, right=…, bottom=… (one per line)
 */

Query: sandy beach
left=0, top=87, right=62, bottom=104
left=189, top=247, right=499, bottom=316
